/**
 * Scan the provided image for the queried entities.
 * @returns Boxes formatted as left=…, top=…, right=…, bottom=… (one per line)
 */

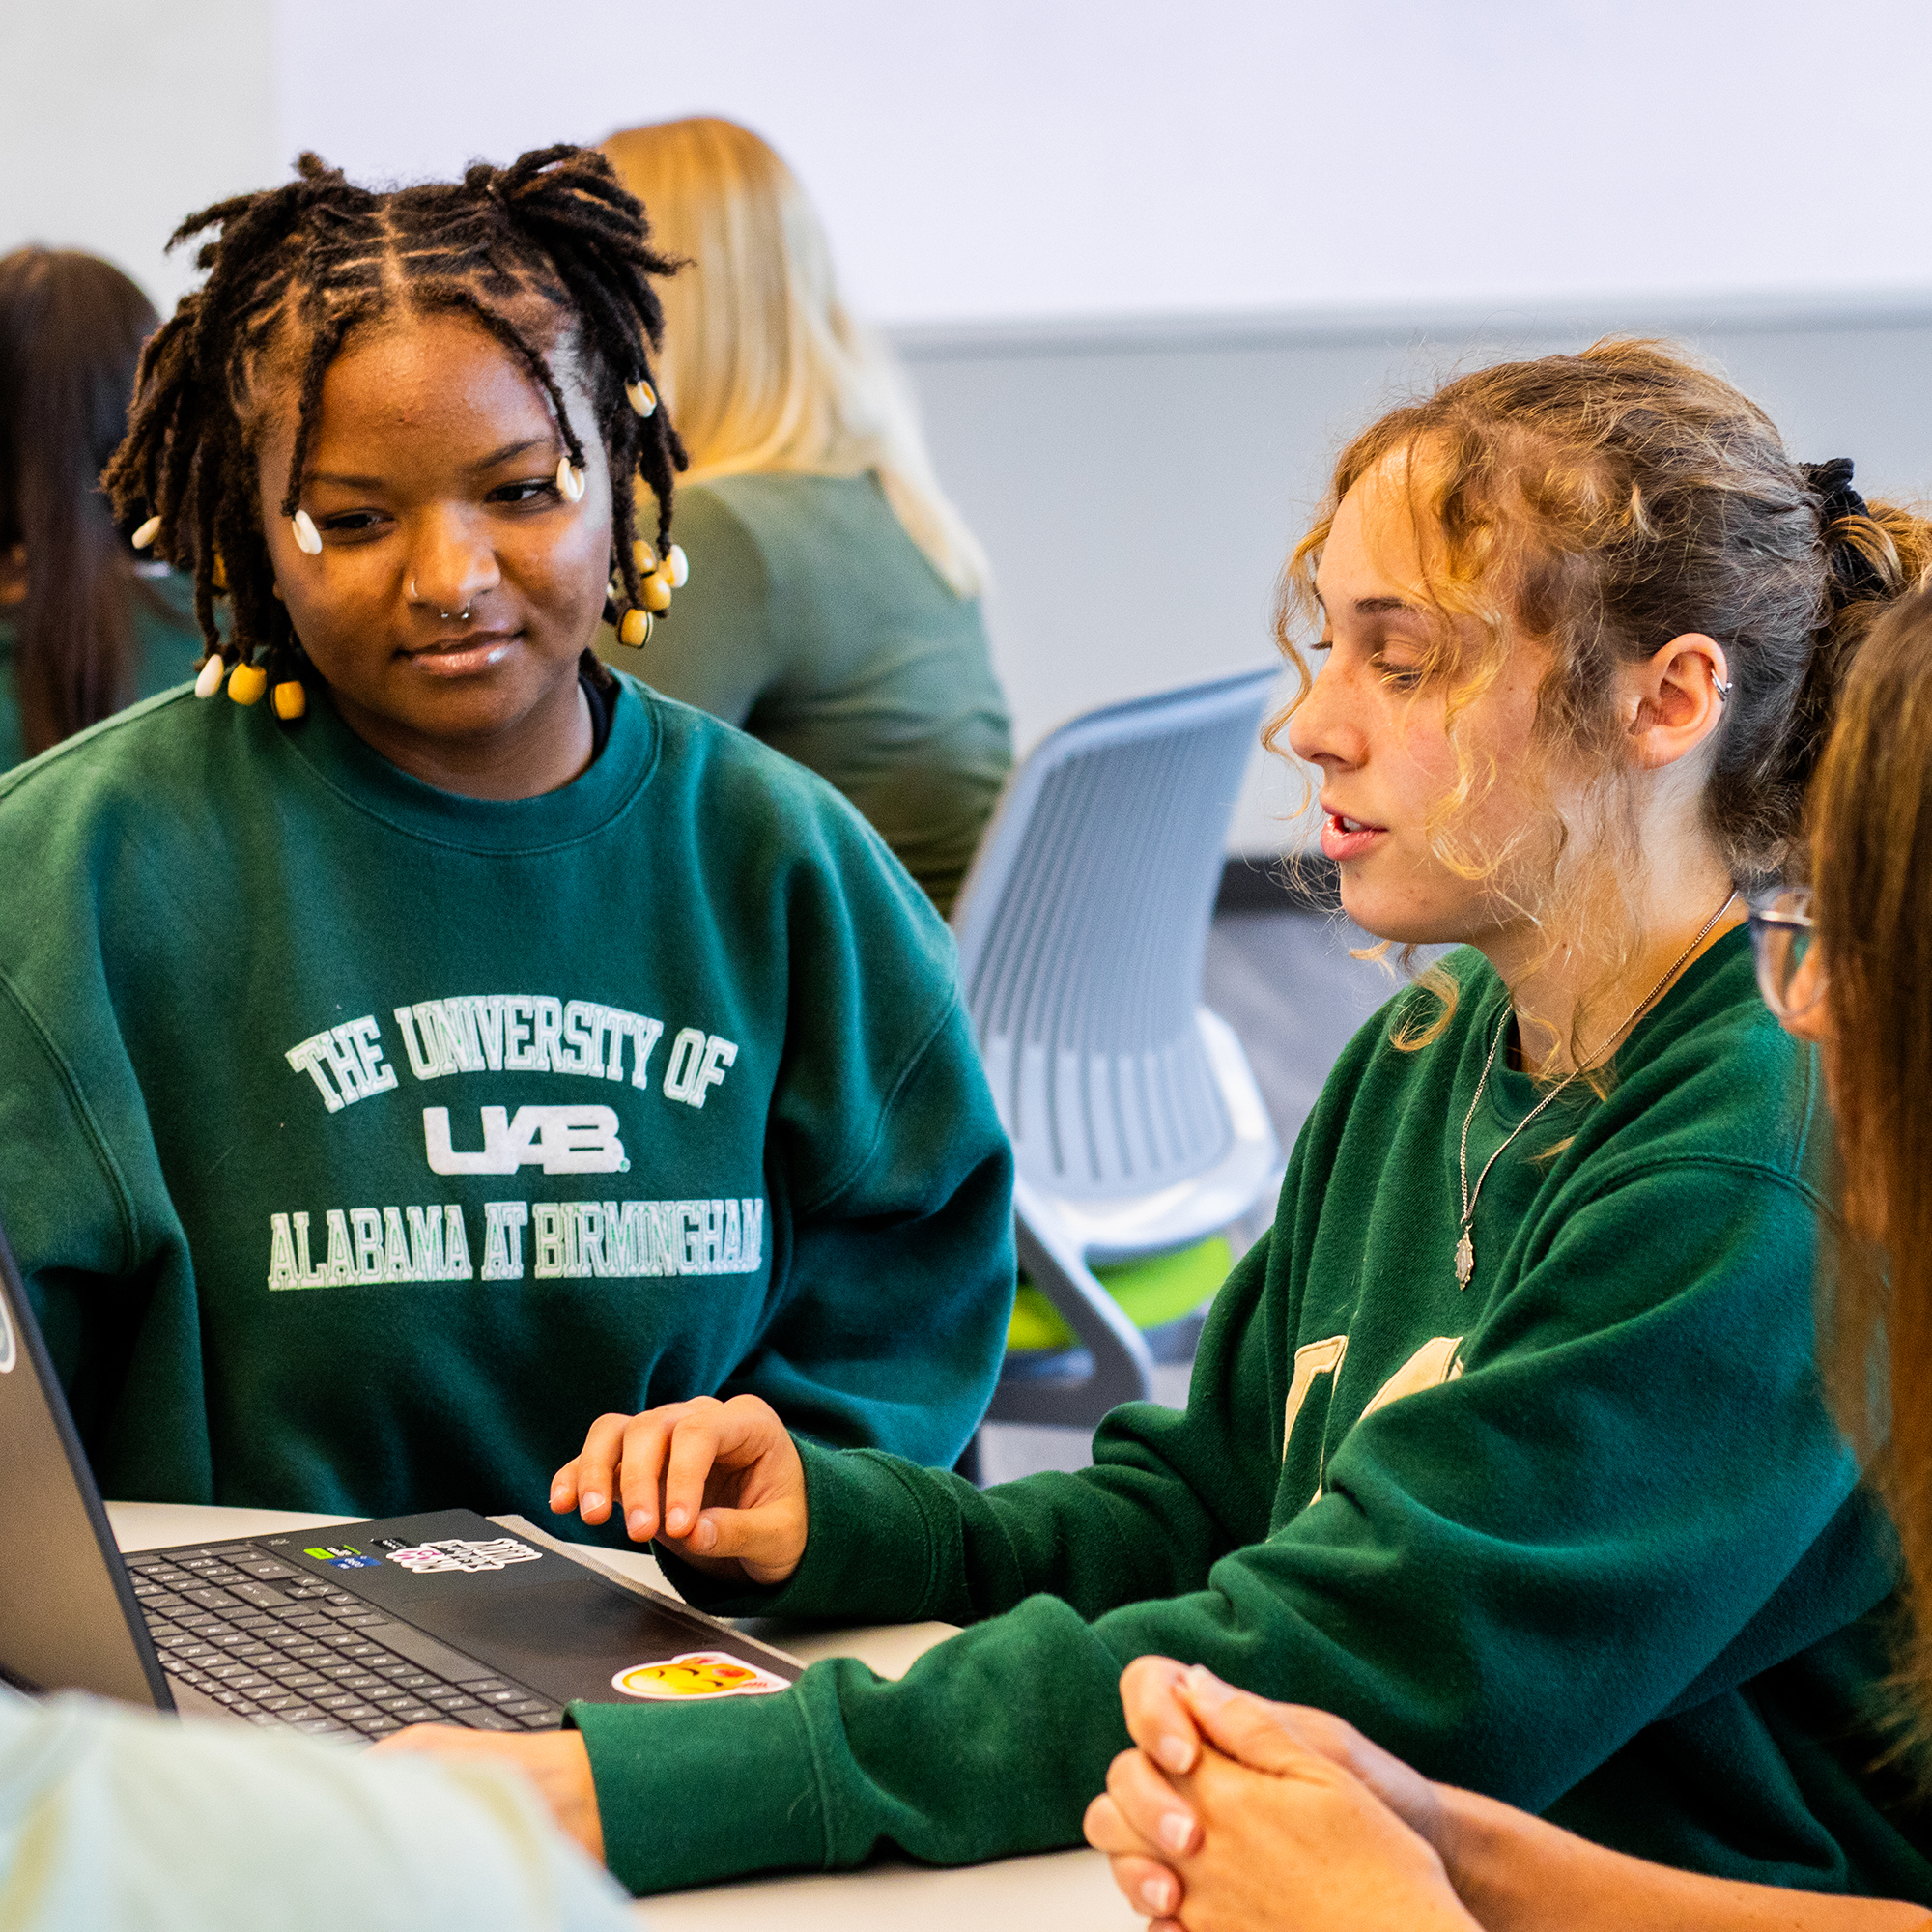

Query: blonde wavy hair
left=600, top=116, right=987, bottom=598
left=1275, top=337, right=1932, bottom=1072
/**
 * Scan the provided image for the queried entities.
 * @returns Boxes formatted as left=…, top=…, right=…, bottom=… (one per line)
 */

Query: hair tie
left=1802, top=457, right=1889, bottom=608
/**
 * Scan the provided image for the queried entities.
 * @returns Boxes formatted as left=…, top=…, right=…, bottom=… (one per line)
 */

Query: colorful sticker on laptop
left=303, top=1544, right=382, bottom=1571
left=382, top=1537, right=542, bottom=1576
left=611, top=1651, right=789, bottom=1700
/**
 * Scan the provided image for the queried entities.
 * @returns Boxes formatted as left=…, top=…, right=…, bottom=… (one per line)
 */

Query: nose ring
left=410, top=578, right=471, bottom=622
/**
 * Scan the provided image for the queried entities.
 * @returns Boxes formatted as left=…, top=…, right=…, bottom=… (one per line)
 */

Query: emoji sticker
left=611, top=1651, right=789, bottom=1700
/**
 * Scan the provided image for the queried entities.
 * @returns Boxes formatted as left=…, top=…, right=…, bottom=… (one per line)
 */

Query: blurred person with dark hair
left=0, top=248, right=203, bottom=769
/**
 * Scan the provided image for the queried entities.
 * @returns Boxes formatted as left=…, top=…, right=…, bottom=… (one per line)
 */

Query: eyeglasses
left=1747, top=886, right=1826, bottom=1023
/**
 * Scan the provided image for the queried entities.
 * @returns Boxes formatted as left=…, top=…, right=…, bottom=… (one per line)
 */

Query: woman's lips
left=1320, top=810, right=1386, bottom=863
left=400, top=632, right=518, bottom=677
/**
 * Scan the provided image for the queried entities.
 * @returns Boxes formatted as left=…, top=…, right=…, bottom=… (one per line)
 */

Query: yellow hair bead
left=272, top=679, right=307, bottom=721
left=227, top=661, right=269, bottom=705
left=617, top=607, right=651, bottom=648
left=632, top=538, right=657, bottom=574
left=211, top=553, right=228, bottom=592
left=640, top=573, right=672, bottom=612
left=665, top=543, right=689, bottom=588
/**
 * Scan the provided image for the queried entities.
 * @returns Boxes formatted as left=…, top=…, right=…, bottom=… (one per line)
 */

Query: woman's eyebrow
left=1355, top=595, right=1415, bottom=615
left=469, top=436, right=553, bottom=471
left=305, top=437, right=554, bottom=491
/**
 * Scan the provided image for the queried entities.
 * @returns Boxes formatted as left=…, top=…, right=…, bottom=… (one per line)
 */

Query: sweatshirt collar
left=278, top=670, right=657, bottom=854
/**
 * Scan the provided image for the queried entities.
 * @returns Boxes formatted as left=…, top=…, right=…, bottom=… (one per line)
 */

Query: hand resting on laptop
left=548, top=1394, right=809, bottom=1586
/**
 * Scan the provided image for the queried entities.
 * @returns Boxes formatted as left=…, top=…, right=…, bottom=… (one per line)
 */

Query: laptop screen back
left=0, top=1221, right=169, bottom=1707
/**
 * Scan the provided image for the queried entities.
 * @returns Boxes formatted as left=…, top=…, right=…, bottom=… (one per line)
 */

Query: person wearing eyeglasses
left=1081, top=584, right=1932, bottom=1932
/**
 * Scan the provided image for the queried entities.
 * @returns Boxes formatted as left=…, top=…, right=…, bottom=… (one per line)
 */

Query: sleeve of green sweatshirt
left=573, top=1154, right=1885, bottom=1895
left=0, top=969, right=212, bottom=1500
left=715, top=987, right=1016, bottom=1466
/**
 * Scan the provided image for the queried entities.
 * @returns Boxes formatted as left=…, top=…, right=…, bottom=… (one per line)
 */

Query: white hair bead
left=292, top=509, right=323, bottom=554
left=194, top=654, right=226, bottom=698
left=625, top=378, right=657, bottom=417
left=665, top=543, right=688, bottom=588
left=556, top=457, right=586, bottom=503
left=131, top=515, right=163, bottom=550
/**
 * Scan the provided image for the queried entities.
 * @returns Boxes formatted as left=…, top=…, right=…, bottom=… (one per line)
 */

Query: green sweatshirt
left=597, top=473, right=1013, bottom=917
left=572, top=935, right=1931, bottom=1902
left=0, top=672, right=1014, bottom=1519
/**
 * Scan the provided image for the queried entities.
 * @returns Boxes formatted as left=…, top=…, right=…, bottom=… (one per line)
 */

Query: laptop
left=0, top=1215, right=800, bottom=1741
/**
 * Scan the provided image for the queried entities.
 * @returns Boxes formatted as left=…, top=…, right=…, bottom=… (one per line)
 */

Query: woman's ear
left=1626, top=633, right=1730, bottom=771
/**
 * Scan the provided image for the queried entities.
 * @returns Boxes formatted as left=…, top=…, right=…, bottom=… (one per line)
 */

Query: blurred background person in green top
left=598, top=116, right=1012, bottom=917
left=0, top=248, right=203, bottom=770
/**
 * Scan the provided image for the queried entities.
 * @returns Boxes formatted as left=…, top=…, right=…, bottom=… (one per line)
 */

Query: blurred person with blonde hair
left=598, top=116, right=1010, bottom=915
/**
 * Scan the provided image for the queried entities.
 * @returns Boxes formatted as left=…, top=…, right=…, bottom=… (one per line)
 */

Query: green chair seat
left=1007, top=1234, right=1236, bottom=1353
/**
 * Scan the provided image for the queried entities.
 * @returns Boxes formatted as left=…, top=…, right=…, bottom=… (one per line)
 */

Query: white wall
left=0, top=0, right=276, bottom=311
left=272, top=0, right=1932, bottom=324
left=12, top=2, right=1932, bottom=323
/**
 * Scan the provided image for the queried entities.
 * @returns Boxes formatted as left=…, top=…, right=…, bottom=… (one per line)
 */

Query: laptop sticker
left=303, top=1544, right=383, bottom=1571
left=0, top=1295, right=13, bottom=1374
left=611, top=1651, right=790, bottom=1700
left=380, top=1536, right=542, bottom=1576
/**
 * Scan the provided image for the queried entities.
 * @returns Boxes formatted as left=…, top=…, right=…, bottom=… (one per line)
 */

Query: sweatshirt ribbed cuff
left=569, top=1687, right=825, bottom=1895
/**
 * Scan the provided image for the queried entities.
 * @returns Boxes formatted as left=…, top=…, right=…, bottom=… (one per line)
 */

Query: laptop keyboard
left=128, top=1545, right=565, bottom=1741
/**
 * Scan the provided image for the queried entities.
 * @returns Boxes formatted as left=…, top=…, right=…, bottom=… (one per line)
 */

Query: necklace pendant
left=1454, top=1232, right=1475, bottom=1289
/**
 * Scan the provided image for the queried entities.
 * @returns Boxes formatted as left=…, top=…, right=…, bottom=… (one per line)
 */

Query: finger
left=1178, top=1663, right=1336, bottom=1778
left=1118, top=1655, right=1201, bottom=1775
left=666, top=1500, right=790, bottom=1581
left=660, top=1408, right=726, bottom=1540
left=1105, top=1744, right=1200, bottom=1854
left=556, top=1412, right=635, bottom=1524
left=1111, top=1852, right=1183, bottom=1922
left=1083, top=1788, right=1146, bottom=1857
left=617, top=1407, right=685, bottom=1541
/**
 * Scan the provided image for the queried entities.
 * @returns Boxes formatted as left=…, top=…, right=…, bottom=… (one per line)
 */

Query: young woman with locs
left=1085, top=581, right=1932, bottom=1932
left=0, top=151, right=1013, bottom=1556
left=398, top=344, right=1932, bottom=1906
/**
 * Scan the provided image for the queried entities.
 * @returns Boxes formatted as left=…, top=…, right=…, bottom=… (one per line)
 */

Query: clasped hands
left=1084, top=1658, right=1480, bottom=1932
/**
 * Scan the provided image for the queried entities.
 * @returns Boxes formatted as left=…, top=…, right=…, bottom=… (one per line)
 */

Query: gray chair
left=952, top=665, right=1284, bottom=1429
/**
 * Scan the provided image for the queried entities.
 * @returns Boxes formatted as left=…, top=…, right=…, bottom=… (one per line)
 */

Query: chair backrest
left=952, top=666, right=1278, bottom=1202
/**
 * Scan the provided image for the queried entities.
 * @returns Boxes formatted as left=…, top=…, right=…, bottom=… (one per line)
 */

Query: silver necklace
left=1453, top=888, right=1738, bottom=1290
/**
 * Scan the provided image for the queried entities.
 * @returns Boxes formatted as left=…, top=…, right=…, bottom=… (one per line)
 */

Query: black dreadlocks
left=103, top=144, right=686, bottom=695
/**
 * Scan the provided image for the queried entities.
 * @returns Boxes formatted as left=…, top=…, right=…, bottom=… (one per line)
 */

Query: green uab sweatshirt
left=573, top=934, right=1932, bottom=1901
left=0, top=671, right=1014, bottom=1517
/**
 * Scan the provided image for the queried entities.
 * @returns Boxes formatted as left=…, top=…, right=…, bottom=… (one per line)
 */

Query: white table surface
left=108, top=1502, right=1139, bottom=1931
